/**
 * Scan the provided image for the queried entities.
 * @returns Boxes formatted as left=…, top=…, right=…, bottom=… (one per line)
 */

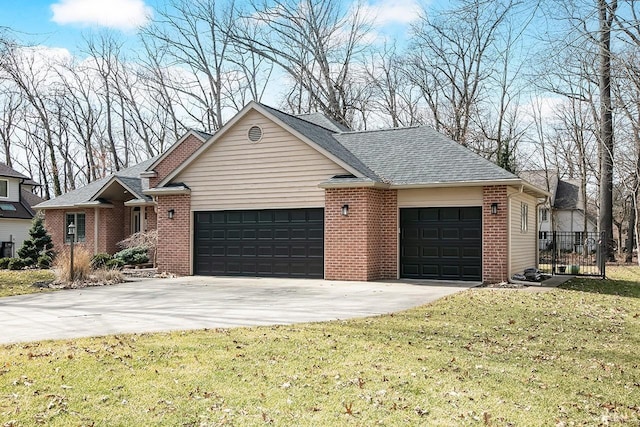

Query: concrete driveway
left=0, top=276, right=476, bottom=345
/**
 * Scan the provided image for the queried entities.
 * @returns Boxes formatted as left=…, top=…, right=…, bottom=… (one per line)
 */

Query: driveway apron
left=0, top=276, right=475, bottom=344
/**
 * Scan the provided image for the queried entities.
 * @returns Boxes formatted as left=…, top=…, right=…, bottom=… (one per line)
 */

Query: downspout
left=506, top=185, right=524, bottom=280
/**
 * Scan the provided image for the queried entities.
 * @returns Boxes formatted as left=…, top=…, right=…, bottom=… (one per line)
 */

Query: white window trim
left=0, top=179, right=8, bottom=198
left=65, top=212, right=87, bottom=243
left=521, top=203, right=529, bottom=233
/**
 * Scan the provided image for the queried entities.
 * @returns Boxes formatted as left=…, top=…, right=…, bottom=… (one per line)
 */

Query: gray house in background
left=520, top=170, right=597, bottom=252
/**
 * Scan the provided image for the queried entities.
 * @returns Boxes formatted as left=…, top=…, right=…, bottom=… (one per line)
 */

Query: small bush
left=53, top=247, right=92, bottom=283
left=0, top=257, right=11, bottom=269
left=106, top=258, right=125, bottom=269
left=91, top=253, right=113, bottom=269
left=92, top=267, right=124, bottom=283
left=114, top=246, right=149, bottom=265
left=37, top=254, right=53, bottom=269
left=8, top=258, right=25, bottom=271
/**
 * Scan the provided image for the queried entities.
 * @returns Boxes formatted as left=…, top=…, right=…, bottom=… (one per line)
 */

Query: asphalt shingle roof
left=34, top=157, right=156, bottom=209
left=334, top=126, right=518, bottom=185
left=554, top=179, right=581, bottom=210
left=0, top=163, right=30, bottom=180
left=296, top=112, right=351, bottom=133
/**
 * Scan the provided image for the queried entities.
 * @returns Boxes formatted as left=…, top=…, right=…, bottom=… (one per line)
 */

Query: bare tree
left=231, top=0, right=371, bottom=127
left=141, top=0, right=239, bottom=132
left=597, top=0, right=618, bottom=261
left=0, top=89, right=22, bottom=167
left=408, top=0, right=513, bottom=146
left=0, top=41, right=62, bottom=196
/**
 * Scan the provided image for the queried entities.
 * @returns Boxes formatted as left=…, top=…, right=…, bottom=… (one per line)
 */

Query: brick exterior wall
left=99, top=201, right=125, bottom=254
left=44, top=202, right=138, bottom=257
left=43, top=209, right=69, bottom=255
left=156, top=194, right=191, bottom=275
left=149, top=134, right=204, bottom=188
left=324, top=187, right=397, bottom=281
left=145, top=206, right=157, bottom=231
left=482, top=185, right=509, bottom=283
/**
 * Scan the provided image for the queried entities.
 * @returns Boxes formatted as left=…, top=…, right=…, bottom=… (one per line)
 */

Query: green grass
left=0, top=270, right=55, bottom=297
left=1, top=269, right=639, bottom=425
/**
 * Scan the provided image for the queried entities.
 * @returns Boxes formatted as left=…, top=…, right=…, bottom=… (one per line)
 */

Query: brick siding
left=324, top=187, right=398, bottom=281
left=156, top=194, right=191, bottom=275
left=149, top=134, right=204, bottom=188
left=482, top=185, right=508, bottom=283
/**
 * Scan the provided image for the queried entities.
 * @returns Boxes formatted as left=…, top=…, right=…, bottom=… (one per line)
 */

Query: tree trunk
left=598, top=0, right=617, bottom=261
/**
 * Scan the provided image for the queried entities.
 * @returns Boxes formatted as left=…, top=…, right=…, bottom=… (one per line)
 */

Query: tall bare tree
left=231, top=0, right=371, bottom=127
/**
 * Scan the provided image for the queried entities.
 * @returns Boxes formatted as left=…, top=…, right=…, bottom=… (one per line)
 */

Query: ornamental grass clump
left=53, top=246, right=92, bottom=283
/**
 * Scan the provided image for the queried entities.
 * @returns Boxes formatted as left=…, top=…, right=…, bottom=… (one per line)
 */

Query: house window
left=574, top=232, right=584, bottom=245
left=521, top=203, right=529, bottom=233
left=65, top=213, right=86, bottom=243
left=540, top=208, right=549, bottom=222
left=539, top=231, right=548, bottom=240
left=0, top=180, right=7, bottom=198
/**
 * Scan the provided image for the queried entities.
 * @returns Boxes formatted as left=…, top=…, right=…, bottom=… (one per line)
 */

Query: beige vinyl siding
left=398, top=187, right=483, bottom=207
left=175, top=109, right=349, bottom=210
left=509, top=189, right=538, bottom=276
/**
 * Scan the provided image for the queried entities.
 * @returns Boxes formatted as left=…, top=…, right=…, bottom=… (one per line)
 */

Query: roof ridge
left=338, top=125, right=423, bottom=135
left=258, top=103, right=343, bottom=134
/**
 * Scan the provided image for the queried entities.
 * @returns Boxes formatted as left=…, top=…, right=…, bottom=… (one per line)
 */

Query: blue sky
left=0, top=0, right=422, bottom=53
left=1, top=0, right=159, bottom=49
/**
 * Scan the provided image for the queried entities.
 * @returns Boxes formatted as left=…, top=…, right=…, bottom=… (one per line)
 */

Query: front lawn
left=0, top=269, right=638, bottom=425
left=0, top=270, right=55, bottom=298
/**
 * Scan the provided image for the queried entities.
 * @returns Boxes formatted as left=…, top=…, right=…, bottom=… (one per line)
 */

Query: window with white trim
left=65, top=212, right=86, bottom=243
left=0, top=180, right=7, bottom=198
left=540, top=208, right=549, bottom=221
left=521, top=203, right=529, bottom=233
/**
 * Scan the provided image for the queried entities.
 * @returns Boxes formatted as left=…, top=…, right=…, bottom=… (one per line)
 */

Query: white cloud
left=51, top=0, right=153, bottom=31
left=362, top=0, right=423, bottom=27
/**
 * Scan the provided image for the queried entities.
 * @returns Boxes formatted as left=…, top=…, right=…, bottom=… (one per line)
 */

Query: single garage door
left=194, top=208, right=324, bottom=278
left=400, top=207, right=482, bottom=281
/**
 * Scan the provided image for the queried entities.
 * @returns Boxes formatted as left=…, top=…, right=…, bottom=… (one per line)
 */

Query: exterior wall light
left=168, top=209, right=175, bottom=219
left=491, top=203, right=498, bottom=215
left=341, top=204, right=349, bottom=216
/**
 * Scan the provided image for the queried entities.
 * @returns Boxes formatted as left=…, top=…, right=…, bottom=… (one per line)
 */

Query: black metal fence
left=538, top=231, right=606, bottom=278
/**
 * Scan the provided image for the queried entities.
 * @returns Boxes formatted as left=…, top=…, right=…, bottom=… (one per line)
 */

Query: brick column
left=483, top=185, right=508, bottom=283
left=156, top=194, right=191, bottom=275
left=324, top=187, right=397, bottom=281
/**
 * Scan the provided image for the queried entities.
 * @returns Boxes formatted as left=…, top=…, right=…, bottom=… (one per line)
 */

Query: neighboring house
left=0, top=163, right=45, bottom=257
left=36, top=102, right=548, bottom=283
left=520, top=170, right=597, bottom=252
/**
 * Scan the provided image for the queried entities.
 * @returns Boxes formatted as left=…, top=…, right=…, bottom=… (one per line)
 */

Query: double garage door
left=194, top=208, right=324, bottom=278
left=400, top=207, right=482, bottom=281
left=193, top=206, right=482, bottom=281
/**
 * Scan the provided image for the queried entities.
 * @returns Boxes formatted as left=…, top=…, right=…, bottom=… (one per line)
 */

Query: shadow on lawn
left=559, top=277, right=640, bottom=299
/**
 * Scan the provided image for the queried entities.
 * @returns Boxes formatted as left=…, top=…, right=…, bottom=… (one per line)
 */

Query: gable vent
left=248, top=125, right=263, bottom=142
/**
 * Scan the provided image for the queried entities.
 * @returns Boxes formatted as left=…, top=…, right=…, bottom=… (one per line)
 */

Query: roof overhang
left=74, top=200, right=115, bottom=208
left=318, top=178, right=550, bottom=197
left=318, top=179, right=390, bottom=189
left=91, top=176, right=144, bottom=202
left=390, top=179, right=550, bottom=197
left=139, top=171, right=157, bottom=178
left=143, top=185, right=191, bottom=196
left=124, top=198, right=156, bottom=207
